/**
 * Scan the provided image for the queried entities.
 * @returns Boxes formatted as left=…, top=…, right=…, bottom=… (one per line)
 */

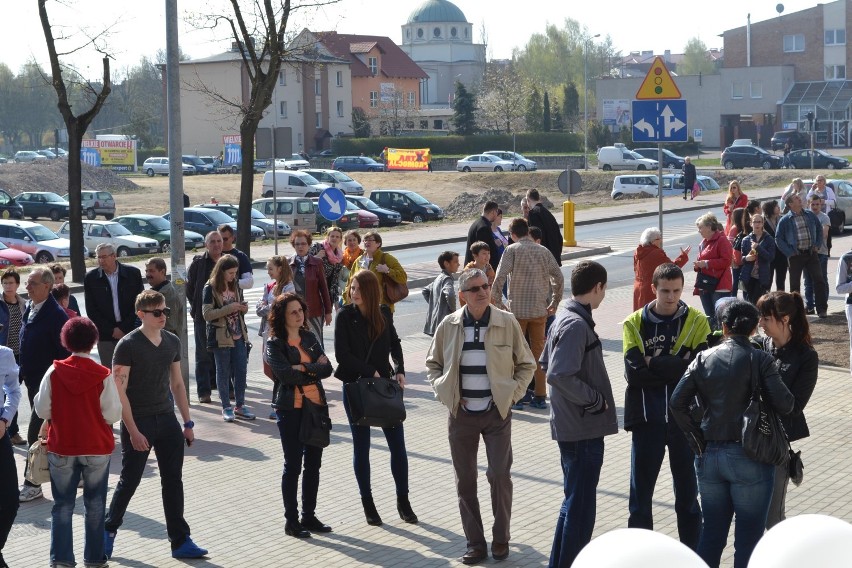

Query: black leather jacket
left=265, top=331, right=332, bottom=410
left=670, top=335, right=794, bottom=453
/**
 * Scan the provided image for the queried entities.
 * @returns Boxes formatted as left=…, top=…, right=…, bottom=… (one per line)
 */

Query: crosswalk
left=587, top=223, right=700, bottom=253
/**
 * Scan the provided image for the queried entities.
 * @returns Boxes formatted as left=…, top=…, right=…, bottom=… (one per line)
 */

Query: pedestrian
left=0, top=339, right=21, bottom=568
left=309, top=226, right=345, bottom=309
left=51, top=284, right=77, bottom=318
left=49, top=264, right=80, bottom=315
left=104, top=290, right=207, bottom=560
left=491, top=209, right=509, bottom=267
left=290, top=230, right=333, bottom=346
left=802, top=196, right=830, bottom=314
left=492, top=218, right=563, bottom=411
left=344, top=231, right=407, bottom=316
left=202, top=254, right=254, bottom=422
left=775, top=194, right=827, bottom=318
left=723, top=180, right=748, bottom=234
left=334, top=270, right=417, bottom=526
left=670, top=300, right=794, bottom=568
left=780, top=178, right=805, bottom=213
left=526, top=189, right=564, bottom=265
left=729, top=208, right=751, bottom=298
left=18, top=268, right=70, bottom=503
left=422, top=251, right=459, bottom=336
left=693, top=213, right=734, bottom=328
left=187, top=231, right=223, bottom=403
left=464, top=202, right=499, bottom=268
left=739, top=213, right=777, bottom=304
left=257, top=256, right=295, bottom=419
left=145, top=258, right=183, bottom=337
left=837, top=248, right=852, bottom=375
left=540, top=260, right=618, bottom=568
left=0, top=269, right=25, bottom=446
left=782, top=141, right=791, bottom=169
left=633, top=227, right=690, bottom=310
left=84, top=244, right=145, bottom=369
left=425, top=268, right=536, bottom=565
left=622, top=263, right=709, bottom=549
left=754, top=292, right=818, bottom=528
left=464, top=242, right=496, bottom=286
left=761, top=200, right=788, bottom=291
left=342, top=230, right=362, bottom=270
left=682, top=156, right=697, bottom=200
left=266, top=293, right=334, bottom=538
left=34, top=317, right=122, bottom=568
left=218, top=224, right=254, bottom=289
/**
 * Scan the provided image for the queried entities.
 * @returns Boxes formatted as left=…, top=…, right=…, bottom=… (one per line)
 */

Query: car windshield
left=250, top=209, right=266, bottom=219
left=104, top=223, right=132, bottom=236
left=407, top=193, right=430, bottom=205
left=0, top=242, right=7, bottom=250
left=186, top=157, right=205, bottom=166
left=300, top=173, right=322, bottom=185
left=346, top=201, right=359, bottom=211
left=291, top=154, right=305, bottom=160
left=698, top=177, right=721, bottom=190
left=332, top=172, right=354, bottom=182
left=362, top=158, right=379, bottom=165
left=627, top=151, right=645, bottom=160
left=816, top=150, right=832, bottom=157
left=43, top=193, right=66, bottom=203
left=29, top=225, right=59, bottom=241
left=201, top=209, right=236, bottom=224
left=144, top=216, right=171, bottom=230
left=356, top=198, right=380, bottom=210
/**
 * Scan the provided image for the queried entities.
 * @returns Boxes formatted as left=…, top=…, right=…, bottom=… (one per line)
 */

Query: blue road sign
left=631, top=100, right=688, bottom=143
left=318, top=187, right=347, bottom=221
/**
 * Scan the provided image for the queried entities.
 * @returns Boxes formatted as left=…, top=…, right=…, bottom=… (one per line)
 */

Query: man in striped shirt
left=426, top=268, right=536, bottom=565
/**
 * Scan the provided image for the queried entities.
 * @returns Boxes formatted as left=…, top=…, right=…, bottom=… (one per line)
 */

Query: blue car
left=345, top=195, right=402, bottom=227
left=164, top=208, right=264, bottom=242
left=331, top=156, right=385, bottom=172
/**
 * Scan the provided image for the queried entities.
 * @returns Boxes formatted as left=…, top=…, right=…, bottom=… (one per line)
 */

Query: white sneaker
left=19, top=485, right=43, bottom=502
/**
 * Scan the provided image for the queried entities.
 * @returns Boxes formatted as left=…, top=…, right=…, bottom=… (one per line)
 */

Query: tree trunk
left=66, top=119, right=86, bottom=282
left=236, top=120, right=258, bottom=255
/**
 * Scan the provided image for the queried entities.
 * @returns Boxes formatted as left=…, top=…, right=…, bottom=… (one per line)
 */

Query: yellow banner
left=386, top=147, right=430, bottom=171
left=82, top=139, right=137, bottom=172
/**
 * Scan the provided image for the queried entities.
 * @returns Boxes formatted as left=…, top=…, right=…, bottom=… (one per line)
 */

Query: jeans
left=628, top=422, right=701, bottom=549
left=193, top=318, right=215, bottom=397
left=549, top=438, right=604, bottom=568
left=0, top=433, right=19, bottom=558
left=788, top=251, right=827, bottom=314
left=744, top=279, right=769, bottom=305
left=48, top=453, right=111, bottom=566
left=277, top=408, right=323, bottom=523
left=105, top=413, right=191, bottom=550
left=213, top=338, right=247, bottom=409
left=803, top=253, right=829, bottom=311
left=695, top=442, right=775, bottom=568
left=342, top=387, right=409, bottom=498
left=765, top=463, right=789, bottom=529
left=699, top=291, right=728, bottom=330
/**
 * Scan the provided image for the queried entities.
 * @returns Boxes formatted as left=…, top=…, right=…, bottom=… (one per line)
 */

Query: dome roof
left=407, top=0, right=467, bottom=24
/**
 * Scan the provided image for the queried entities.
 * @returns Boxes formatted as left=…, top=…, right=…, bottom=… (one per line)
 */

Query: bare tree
left=38, top=0, right=112, bottom=281
left=477, top=62, right=530, bottom=134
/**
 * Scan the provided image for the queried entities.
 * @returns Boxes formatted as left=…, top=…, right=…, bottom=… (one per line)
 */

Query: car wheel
left=105, top=214, right=114, bottom=220
left=494, top=166, right=503, bottom=172
left=317, top=222, right=329, bottom=234
left=724, top=161, right=735, bottom=170
left=412, top=214, right=425, bottom=223
left=667, top=162, right=677, bottom=169
left=117, top=247, right=130, bottom=258
left=612, top=192, right=624, bottom=200
left=230, top=165, right=239, bottom=174
left=146, top=168, right=155, bottom=177
left=637, top=165, right=647, bottom=171
left=86, top=208, right=96, bottom=220
left=161, top=241, right=172, bottom=253
left=828, top=163, right=836, bottom=170
left=602, top=164, right=612, bottom=171
left=49, top=209, right=60, bottom=221
left=761, top=160, right=772, bottom=170
left=517, top=165, right=527, bottom=171
left=462, top=166, right=471, bottom=172
left=35, top=251, right=53, bottom=264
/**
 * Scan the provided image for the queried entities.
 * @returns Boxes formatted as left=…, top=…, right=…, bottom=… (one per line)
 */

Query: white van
left=597, top=144, right=659, bottom=171
left=261, top=170, right=330, bottom=198
left=252, top=197, right=316, bottom=234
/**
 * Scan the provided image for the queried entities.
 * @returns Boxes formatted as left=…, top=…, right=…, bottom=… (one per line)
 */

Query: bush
left=332, top=132, right=583, bottom=157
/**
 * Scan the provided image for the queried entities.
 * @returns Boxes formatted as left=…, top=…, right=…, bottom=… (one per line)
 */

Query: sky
left=1, top=0, right=821, bottom=75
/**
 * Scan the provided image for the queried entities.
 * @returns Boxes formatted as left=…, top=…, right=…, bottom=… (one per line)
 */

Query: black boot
left=397, top=495, right=419, bottom=524
left=362, top=497, right=383, bottom=526
left=284, top=520, right=311, bottom=538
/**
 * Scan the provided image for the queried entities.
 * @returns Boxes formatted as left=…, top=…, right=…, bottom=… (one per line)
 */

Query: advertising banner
left=223, top=134, right=242, bottom=167
left=385, top=147, right=430, bottom=171
left=603, top=99, right=632, bottom=127
left=81, top=139, right=137, bottom=172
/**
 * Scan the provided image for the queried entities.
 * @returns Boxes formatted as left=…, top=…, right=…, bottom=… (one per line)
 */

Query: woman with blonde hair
left=257, top=255, right=295, bottom=419
left=310, top=226, right=346, bottom=308
left=723, top=180, right=748, bottom=233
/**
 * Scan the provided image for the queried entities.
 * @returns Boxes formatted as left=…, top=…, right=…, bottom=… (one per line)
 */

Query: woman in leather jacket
left=266, top=293, right=333, bottom=538
left=754, top=291, right=818, bottom=528
left=670, top=300, right=794, bottom=568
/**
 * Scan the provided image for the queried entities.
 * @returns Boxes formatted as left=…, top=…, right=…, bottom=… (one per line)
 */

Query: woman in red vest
left=34, top=317, right=122, bottom=568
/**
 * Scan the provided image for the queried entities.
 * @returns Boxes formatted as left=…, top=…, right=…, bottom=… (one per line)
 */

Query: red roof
left=315, top=31, right=429, bottom=80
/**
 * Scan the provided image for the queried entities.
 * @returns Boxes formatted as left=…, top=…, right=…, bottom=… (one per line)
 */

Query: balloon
left=749, top=514, right=852, bottom=567
left=573, top=528, right=708, bottom=568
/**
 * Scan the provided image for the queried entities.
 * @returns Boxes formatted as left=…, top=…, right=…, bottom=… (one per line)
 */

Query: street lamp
left=583, top=33, right=600, bottom=170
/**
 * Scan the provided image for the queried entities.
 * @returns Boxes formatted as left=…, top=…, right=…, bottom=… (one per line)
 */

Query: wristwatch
left=183, top=420, right=194, bottom=429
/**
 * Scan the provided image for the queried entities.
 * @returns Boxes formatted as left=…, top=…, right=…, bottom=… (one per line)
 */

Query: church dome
left=407, top=0, right=467, bottom=24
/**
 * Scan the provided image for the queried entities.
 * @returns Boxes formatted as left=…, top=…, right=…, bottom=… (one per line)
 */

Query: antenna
left=776, top=4, right=785, bottom=15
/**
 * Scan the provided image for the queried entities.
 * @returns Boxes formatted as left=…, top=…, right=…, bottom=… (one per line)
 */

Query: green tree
left=351, top=107, right=371, bottom=138
left=525, top=86, right=543, bottom=132
left=452, top=80, right=477, bottom=135
left=551, top=102, right=564, bottom=132
left=542, top=91, right=551, bottom=132
left=679, top=38, right=718, bottom=75
left=562, top=82, right=579, bottom=130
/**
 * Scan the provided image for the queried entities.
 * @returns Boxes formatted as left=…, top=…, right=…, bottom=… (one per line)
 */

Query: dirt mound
left=0, top=160, right=138, bottom=197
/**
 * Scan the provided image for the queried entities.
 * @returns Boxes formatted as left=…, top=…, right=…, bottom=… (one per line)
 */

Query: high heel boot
left=397, top=495, right=419, bottom=524
left=362, top=497, right=383, bottom=526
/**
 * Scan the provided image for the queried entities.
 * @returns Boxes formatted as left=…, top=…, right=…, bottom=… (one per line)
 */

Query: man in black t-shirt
left=104, top=290, right=207, bottom=560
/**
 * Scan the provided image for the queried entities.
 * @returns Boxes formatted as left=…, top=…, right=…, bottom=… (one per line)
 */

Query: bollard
left=563, top=200, right=576, bottom=247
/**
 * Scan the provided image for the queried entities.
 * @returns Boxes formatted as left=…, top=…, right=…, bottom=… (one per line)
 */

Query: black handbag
left=695, top=271, right=720, bottom=292
left=297, top=385, right=331, bottom=448
left=343, top=339, right=406, bottom=428
left=788, top=447, right=804, bottom=486
left=741, top=354, right=790, bottom=466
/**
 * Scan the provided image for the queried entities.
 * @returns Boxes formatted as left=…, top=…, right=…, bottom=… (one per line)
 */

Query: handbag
left=741, top=354, right=790, bottom=466
left=380, top=252, right=409, bottom=304
left=788, top=446, right=804, bottom=486
left=691, top=181, right=701, bottom=199
left=343, top=339, right=406, bottom=428
left=296, top=385, right=331, bottom=448
left=25, top=422, right=50, bottom=485
left=695, top=271, right=720, bottom=292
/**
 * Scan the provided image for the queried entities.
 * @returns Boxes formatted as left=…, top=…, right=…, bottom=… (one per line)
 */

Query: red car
left=0, top=241, right=33, bottom=267
left=347, top=201, right=379, bottom=228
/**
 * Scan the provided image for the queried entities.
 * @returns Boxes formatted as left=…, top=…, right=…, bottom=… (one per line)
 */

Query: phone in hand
left=185, top=438, right=193, bottom=447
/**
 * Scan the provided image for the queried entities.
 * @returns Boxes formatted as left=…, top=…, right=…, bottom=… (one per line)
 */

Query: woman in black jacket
left=266, top=293, right=333, bottom=538
left=670, top=300, right=794, bottom=568
left=334, top=270, right=417, bottom=526
left=755, top=291, right=818, bottom=528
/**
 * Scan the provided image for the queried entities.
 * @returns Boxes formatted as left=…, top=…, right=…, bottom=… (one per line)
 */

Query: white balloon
left=750, top=514, right=852, bottom=567
left=573, top=528, right=709, bottom=568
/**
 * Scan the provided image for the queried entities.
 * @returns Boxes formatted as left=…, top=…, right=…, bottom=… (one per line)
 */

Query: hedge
left=332, top=132, right=584, bottom=156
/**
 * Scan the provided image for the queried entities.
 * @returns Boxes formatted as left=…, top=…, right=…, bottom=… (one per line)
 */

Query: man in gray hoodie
left=422, top=251, right=459, bottom=336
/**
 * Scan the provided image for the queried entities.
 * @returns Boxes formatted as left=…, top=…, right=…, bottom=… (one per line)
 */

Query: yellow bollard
left=563, top=200, right=576, bottom=247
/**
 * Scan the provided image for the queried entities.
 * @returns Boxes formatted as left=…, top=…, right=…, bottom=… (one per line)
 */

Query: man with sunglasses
left=427, top=268, right=536, bottom=565
left=105, top=290, right=207, bottom=561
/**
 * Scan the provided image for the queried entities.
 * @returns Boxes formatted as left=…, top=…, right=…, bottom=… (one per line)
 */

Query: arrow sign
left=660, top=105, right=686, bottom=137
left=317, top=187, right=347, bottom=221
left=634, top=118, right=655, bottom=137
left=631, top=99, right=688, bottom=143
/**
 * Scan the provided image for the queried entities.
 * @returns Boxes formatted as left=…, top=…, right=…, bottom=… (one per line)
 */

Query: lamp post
left=583, top=33, right=600, bottom=170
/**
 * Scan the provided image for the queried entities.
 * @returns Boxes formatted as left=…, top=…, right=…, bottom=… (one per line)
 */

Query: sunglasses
left=463, top=283, right=491, bottom=293
left=141, top=307, right=171, bottom=318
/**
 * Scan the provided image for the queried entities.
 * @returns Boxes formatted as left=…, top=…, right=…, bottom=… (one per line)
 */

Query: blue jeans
left=549, top=438, right=604, bottom=568
left=277, top=408, right=323, bottom=523
left=48, top=453, right=111, bottom=566
left=699, top=291, right=728, bottom=330
left=213, top=338, right=247, bottom=409
left=696, top=442, right=775, bottom=568
left=628, top=422, right=701, bottom=548
left=342, top=387, right=409, bottom=498
left=803, top=253, right=829, bottom=311
left=193, top=318, right=216, bottom=397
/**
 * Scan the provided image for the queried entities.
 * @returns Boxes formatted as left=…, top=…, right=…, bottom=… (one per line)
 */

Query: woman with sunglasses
left=723, top=180, right=748, bottom=234
left=202, top=254, right=253, bottom=422
left=334, top=270, right=417, bottom=526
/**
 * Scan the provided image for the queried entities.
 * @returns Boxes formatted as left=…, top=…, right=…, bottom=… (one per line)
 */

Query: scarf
left=323, top=240, right=343, bottom=265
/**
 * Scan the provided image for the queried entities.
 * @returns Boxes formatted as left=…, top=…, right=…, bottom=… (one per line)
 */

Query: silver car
left=301, top=169, right=364, bottom=195
left=142, top=157, right=196, bottom=176
left=14, top=151, right=47, bottom=163
left=456, top=154, right=515, bottom=172
left=483, top=151, right=537, bottom=171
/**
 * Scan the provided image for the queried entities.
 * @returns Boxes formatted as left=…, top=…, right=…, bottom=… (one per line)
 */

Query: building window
left=316, top=112, right=322, bottom=128
left=826, top=64, right=847, bottom=80
left=750, top=82, right=763, bottom=99
left=433, top=27, right=441, bottom=38
left=417, top=28, right=423, bottom=38
left=297, top=100, right=302, bottom=114
left=337, top=101, right=344, bottom=117
left=407, top=92, right=415, bottom=107
left=783, top=34, right=805, bottom=52
left=406, top=29, right=410, bottom=39
left=451, top=27, right=457, bottom=38
left=336, top=71, right=343, bottom=87
left=279, top=70, right=286, bottom=85
left=731, top=82, right=743, bottom=99
left=279, top=101, right=287, bottom=118
left=420, top=119, right=428, bottom=129
left=464, top=28, right=468, bottom=38
left=825, top=29, right=846, bottom=45
left=315, top=78, right=321, bottom=95
left=433, top=119, right=443, bottom=130
left=369, top=57, right=377, bottom=75
left=370, top=91, right=378, bottom=108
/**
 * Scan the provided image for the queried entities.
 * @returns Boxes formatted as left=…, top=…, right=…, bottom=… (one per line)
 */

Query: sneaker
left=198, top=395, right=212, bottom=404
left=234, top=406, right=256, bottom=420
left=222, top=407, right=235, bottom=422
left=10, top=433, right=26, bottom=446
left=510, top=401, right=525, bottom=411
left=805, top=308, right=815, bottom=315
left=269, top=410, right=278, bottom=420
left=103, top=530, right=116, bottom=559
left=817, top=311, right=828, bottom=319
left=529, top=397, right=548, bottom=410
left=19, top=485, right=43, bottom=502
left=171, top=537, right=208, bottom=559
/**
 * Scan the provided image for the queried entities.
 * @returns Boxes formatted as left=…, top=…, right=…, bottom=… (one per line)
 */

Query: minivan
left=252, top=197, right=316, bottom=234
left=261, top=170, right=330, bottom=198
left=369, top=190, right=443, bottom=223
left=597, top=144, right=658, bottom=171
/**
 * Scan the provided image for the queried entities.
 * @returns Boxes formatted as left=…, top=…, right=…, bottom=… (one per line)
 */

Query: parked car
left=611, top=174, right=660, bottom=200
left=17, top=191, right=70, bottom=221
left=482, top=151, right=537, bottom=171
left=597, top=145, right=658, bottom=171
left=36, top=149, right=58, bottom=160
left=310, top=149, right=335, bottom=158
left=261, top=170, right=330, bottom=198
left=771, top=130, right=810, bottom=151
left=195, top=203, right=291, bottom=238
left=302, top=169, right=364, bottom=195
left=61, top=190, right=115, bottom=219
left=720, top=145, right=782, bottom=169
left=0, top=189, right=23, bottom=220
left=274, top=153, right=311, bottom=170
left=659, top=174, right=722, bottom=195
left=113, top=214, right=205, bottom=253
left=166, top=207, right=263, bottom=241
left=345, top=200, right=380, bottom=228
left=311, top=199, right=359, bottom=234
left=14, top=151, right=47, bottom=163
left=142, top=157, right=196, bottom=176
left=456, top=154, right=514, bottom=172
left=252, top=197, right=316, bottom=234
left=369, top=189, right=443, bottom=222
left=787, top=149, right=849, bottom=169
left=332, top=156, right=385, bottom=172
left=0, top=241, right=33, bottom=267
left=58, top=220, right=159, bottom=258
left=345, top=195, right=402, bottom=227
left=182, top=155, right=214, bottom=174
left=633, top=148, right=686, bottom=169
left=731, top=139, right=755, bottom=146
left=44, top=147, right=67, bottom=158
left=0, top=220, right=87, bottom=264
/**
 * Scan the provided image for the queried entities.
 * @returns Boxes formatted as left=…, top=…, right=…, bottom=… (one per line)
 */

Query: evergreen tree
left=452, top=81, right=477, bottom=135
left=525, top=86, right=543, bottom=132
left=562, top=82, right=579, bottom=129
left=351, top=107, right=371, bottom=138
left=543, top=90, right=551, bottom=132
left=551, top=102, right=564, bottom=132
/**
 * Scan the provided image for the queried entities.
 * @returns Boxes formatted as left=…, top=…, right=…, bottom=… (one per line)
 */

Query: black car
left=369, top=189, right=443, bottom=223
left=633, top=148, right=685, bottom=169
left=0, top=189, right=23, bottom=220
left=345, top=195, right=402, bottom=227
left=771, top=130, right=810, bottom=151
left=17, top=191, right=70, bottom=221
left=720, top=146, right=782, bottom=170
left=788, top=149, right=849, bottom=170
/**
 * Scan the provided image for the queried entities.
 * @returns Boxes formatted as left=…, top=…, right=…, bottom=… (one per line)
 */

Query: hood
left=52, top=356, right=111, bottom=395
left=642, top=299, right=689, bottom=323
left=635, top=243, right=661, bottom=261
